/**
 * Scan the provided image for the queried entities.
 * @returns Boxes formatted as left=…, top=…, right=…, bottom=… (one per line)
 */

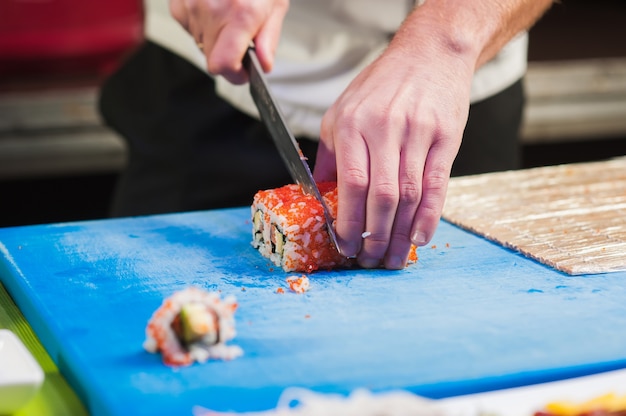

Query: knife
left=243, top=46, right=342, bottom=255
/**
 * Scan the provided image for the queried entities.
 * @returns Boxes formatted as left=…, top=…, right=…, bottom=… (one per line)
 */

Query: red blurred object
left=0, top=0, right=144, bottom=78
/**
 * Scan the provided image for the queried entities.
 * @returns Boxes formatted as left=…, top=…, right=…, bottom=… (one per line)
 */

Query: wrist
left=391, top=5, right=485, bottom=74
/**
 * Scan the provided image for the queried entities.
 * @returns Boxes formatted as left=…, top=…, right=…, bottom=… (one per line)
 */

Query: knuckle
left=371, top=182, right=399, bottom=209
left=333, top=102, right=373, bottom=132
left=342, top=169, right=369, bottom=191
left=398, top=180, right=421, bottom=205
left=423, top=165, right=449, bottom=193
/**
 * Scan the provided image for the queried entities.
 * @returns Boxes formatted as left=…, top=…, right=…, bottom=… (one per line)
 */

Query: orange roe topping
left=408, top=246, right=418, bottom=263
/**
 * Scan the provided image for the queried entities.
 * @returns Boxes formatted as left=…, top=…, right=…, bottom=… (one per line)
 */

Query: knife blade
left=243, top=46, right=342, bottom=255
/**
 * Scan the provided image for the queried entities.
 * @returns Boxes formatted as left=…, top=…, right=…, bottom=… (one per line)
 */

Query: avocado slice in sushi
left=270, top=224, right=286, bottom=255
left=177, top=303, right=219, bottom=346
left=253, top=210, right=263, bottom=235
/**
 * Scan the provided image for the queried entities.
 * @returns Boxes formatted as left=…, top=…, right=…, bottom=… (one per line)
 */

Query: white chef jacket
left=144, top=0, right=528, bottom=138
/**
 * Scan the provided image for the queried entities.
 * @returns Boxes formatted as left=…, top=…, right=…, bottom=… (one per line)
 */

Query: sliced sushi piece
left=251, top=182, right=351, bottom=273
left=251, top=181, right=418, bottom=273
left=144, top=287, right=243, bottom=366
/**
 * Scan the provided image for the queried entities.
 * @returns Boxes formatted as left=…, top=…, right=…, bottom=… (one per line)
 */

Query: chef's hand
left=313, top=28, right=474, bottom=270
left=169, top=0, right=289, bottom=84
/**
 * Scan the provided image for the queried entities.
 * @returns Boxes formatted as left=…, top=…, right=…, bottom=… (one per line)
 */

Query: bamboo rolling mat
left=442, top=156, right=626, bottom=275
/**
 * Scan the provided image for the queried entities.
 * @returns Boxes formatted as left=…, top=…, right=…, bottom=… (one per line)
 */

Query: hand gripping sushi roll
left=143, top=287, right=243, bottom=366
left=251, top=182, right=418, bottom=273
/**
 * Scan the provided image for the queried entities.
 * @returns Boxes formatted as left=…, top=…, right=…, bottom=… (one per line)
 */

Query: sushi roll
left=251, top=182, right=418, bottom=273
left=251, top=182, right=352, bottom=273
left=143, top=287, right=243, bottom=366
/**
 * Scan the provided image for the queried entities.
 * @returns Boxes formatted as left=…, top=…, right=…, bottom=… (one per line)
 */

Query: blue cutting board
left=1, top=208, right=626, bottom=415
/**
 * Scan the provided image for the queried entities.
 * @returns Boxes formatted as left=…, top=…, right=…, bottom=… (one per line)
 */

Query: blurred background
left=1, top=0, right=625, bottom=228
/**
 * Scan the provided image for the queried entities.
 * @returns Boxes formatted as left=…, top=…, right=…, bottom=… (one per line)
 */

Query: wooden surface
left=443, top=157, right=626, bottom=275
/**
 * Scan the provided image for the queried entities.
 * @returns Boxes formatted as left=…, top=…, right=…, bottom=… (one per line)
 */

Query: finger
left=253, top=1, right=289, bottom=73
left=207, top=23, right=253, bottom=84
left=333, top=124, right=370, bottom=259
left=358, top=136, right=400, bottom=269
left=312, top=111, right=338, bottom=183
left=383, top=138, right=426, bottom=269
left=410, top=143, right=454, bottom=247
left=203, top=4, right=268, bottom=84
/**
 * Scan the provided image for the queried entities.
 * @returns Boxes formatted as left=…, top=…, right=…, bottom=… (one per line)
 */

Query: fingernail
left=412, top=231, right=427, bottom=246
